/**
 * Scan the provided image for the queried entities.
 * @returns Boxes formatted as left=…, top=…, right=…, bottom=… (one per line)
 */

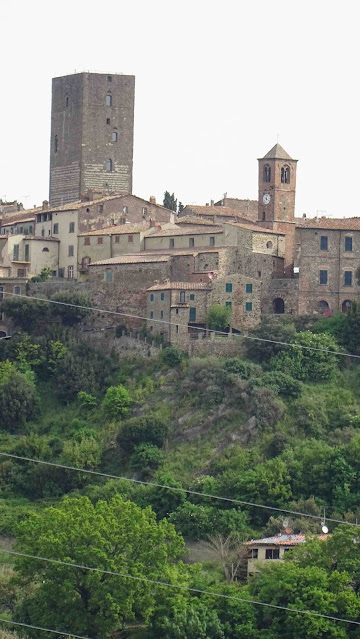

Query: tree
left=206, top=304, right=232, bottom=332
left=50, top=290, right=92, bottom=326
left=270, top=331, right=339, bottom=382
left=14, top=495, right=186, bottom=639
left=245, top=317, right=296, bottom=363
left=178, top=202, right=185, bottom=213
left=153, top=599, right=224, bottom=639
left=0, top=361, right=38, bottom=432
left=0, top=297, right=50, bottom=332
left=163, top=191, right=177, bottom=212
left=206, top=534, right=248, bottom=584
left=102, top=384, right=132, bottom=419
left=342, top=301, right=360, bottom=354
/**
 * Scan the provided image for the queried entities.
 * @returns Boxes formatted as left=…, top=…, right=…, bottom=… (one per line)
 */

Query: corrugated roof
left=146, top=225, right=223, bottom=237
left=90, top=254, right=170, bottom=266
left=147, top=281, right=211, bottom=291
left=297, top=217, right=360, bottom=231
left=245, top=533, right=329, bottom=546
left=79, top=223, right=149, bottom=237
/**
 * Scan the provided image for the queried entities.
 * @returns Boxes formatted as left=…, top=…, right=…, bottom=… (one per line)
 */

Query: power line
left=1, top=548, right=360, bottom=628
left=2, top=290, right=359, bottom=359
left=0, top=616, right=92, bottom=638
left=0, top=452, right=355, bottom=527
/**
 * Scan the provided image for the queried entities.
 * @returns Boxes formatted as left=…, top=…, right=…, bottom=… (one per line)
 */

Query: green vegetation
left=1, top=309, right=360, bottom=637
left=206, top=304, right=232, bottom=331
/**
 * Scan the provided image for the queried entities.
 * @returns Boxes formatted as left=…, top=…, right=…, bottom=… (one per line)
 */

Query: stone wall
left=188, top=334, right=247, bottom=357
left=261, top=278, right=299, bottom=315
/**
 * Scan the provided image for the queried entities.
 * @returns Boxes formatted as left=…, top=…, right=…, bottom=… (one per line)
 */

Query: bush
left=0, top=362, right=38, bottom=432
left=77, top=391, right=97, bottom=408
left=270, top=331, right=340, bottom=383
left=206, top=304, right=231, bottom=331
left=222, top=358, right=261, bottom=379
left=161, top=347, right=185, bottom=367
left=117, top=412, right=169, bottom=454
left=130, top=443, right=163, bottom=473
left=246, top=317, right=296, bottom=363
left=50, top=290, right=92, bottom=326
left=102, top=385, right=132, bottom=419
left=258, top=371, right=303, bottom=398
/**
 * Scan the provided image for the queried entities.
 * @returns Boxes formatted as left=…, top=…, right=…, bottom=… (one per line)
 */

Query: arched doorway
left=273, top=298, right=285, bottom=314
left=0, top=331, right=7, bottom=338
left=342, top=300, right=352, bottom=313
left=318, top=300, right=329, bottom=313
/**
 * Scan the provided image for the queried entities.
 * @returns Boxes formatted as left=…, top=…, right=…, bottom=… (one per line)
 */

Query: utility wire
left=2, top=290, right=359, bottom=359
left=1, top=548, right=360, bottom=628
left=0, top=452, right=356, bottom=527
left=0, top=616, right=92, bottom=638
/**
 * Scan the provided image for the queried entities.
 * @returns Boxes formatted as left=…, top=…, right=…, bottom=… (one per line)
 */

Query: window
left=189, top=294, right=195, bottom=301
left=107, top=75, right=112, bottom=82
left=281, top=165, right=290, bottom=184
left=246, top=283, right=253, bottom=293
left=0, top=286, right=3, bottom=300
left=320, top=270, right=328, bottom=285
left=17, top=268, right=26, bottom=277
left=176, top=325, right=179, bottom=333
left=106, top=158, right=112, bottom=172
left=115, top=235, right=120, bottom=243
left=18, top=227, right=23, bottom=234
left=226, top=283, right=232, bottom=293
left=250, top=549, right=258, bottom=559
left=344, top=271, right=353, bottom=286
left=128, top=235, right=133, bottom=243
left=189, top=237, right=195, bottom=247
left=68, top=265, right=74, bottom=279
left=263, top=164, right=271, bottom=182
left=106, top=93, right=112, bottom=106
left=160, top=292, right=165, bottom=300
left=84, top=237, right=90, bottom=245
left=97, top=237, right=103, bottom=244
left=98, top=203, right=104, bottom=213
left=160, top=310, right=164, bottom=319
left=262, top=212, right=266, bottom=221
left=53, top=223, right=59, bottom=234
left=246, top=302, right=253, bottom=311
left=54, top=135, right=58, bottom=153
left=265, top=548, right=280, bottom=560
left=106, top=118, right=110, bottom=125
left=24, top=244, right=30, bottom=262
left=210, top=236, right=215, bottom=246
left=142, top=207, right=147, bottom=216
left=13, top=244, right=19, bottom=261
left=14, top=286, right=21, bottom=295
left=29, top=225, right=33, bottom=234
left=226, top=301, right=232, bottom=307
left=258, top=271, right=262, bottom=278
left=318, top=300, right=329, bottom=312
left=150, top=293, right=154, bottom=302
left=41, top=229, right=45, bottom=237
left=176, top=308, right=179, bottom=314
left=266, top=241, right=273, bottom=249
left=320, top=236, right=328, bottom=251
left=150, top=311, right=153, bottom=319
left=345, top=236, right=353, bottom=252
left=105, top=269, right=113, bottom=283
left=122, top=206, right=128, bottom=214
left=69, top=221, right=75, bottom=233
left=169, top=238, right=175, bottom=248
left=112, top=131, right=118, bottom=142
left=120, top=218, right=126, bottom=225
left=189, top=307, right=196, bottom=322
left=65, top=95, right=69, bottom=108
left=180, top=291, right=185, bottom=303
left=42, top=247, right=49, bottom=253
left=68, top=245, right=74, bottom=257
left=52, top=271, right=57, bottom=277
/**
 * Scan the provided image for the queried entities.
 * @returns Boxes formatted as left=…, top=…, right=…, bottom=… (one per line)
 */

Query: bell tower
left=258, top=143, right=298, bottom=276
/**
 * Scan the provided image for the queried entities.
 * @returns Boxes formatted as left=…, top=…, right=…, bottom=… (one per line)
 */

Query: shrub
left=130, top=443, right=163, bottom=473
left=259, top=371, right=303, bottom=398
left=77, top=391, right=97, bottom=408
left=245, top=317, right=296, bottom=363
left=161, top=347, right=185, bottom=367
left=50, top=290, right=92, bottom=326
left=0, top=361, right=38, bottom=432
left=222, top=358, right=261, bottom=379
left=102, top=385, right=132, bottom=419
left=270, top=331, right=339, bottom=382
left=117, top=412, right=169, bottom=453
left=206, top=304, right=232, bottom=331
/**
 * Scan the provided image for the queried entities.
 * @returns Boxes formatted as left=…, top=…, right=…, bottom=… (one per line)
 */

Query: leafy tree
left=222, top=358, right=261, bottom=379
left=245, top=317, right=296, bottom=363
left=0, top=361, right=38, bottom=432
left=31, top=267, right=53, bottom=282
left=50, top=290, right=92, bottom=326
left=313, top=312, right=347, bottom=344
left=14, top=495, right=186, bottom=639
left=257, top=371, right=303, bottom=398
left=206, top=304, right=232, bottom=331
left=102, top=384, right=132, bottom=419
left=0, top=297, right=50, bottom=332
left=153, top=599, right=224, bottom=639
left=270, top=331, right=339, bottom=382
left=341, top=300, right=360, bottom=354
left=178, top=202, right=185, bottom=213
left=77, top=390, right=97, bottom=408
left=163, top=191, right=177, bottom=212
left=130, top=443, right=163, bottom=474
left=161, top=347, right=185, bottom=367
left=118, top=411, right=169, bottom=454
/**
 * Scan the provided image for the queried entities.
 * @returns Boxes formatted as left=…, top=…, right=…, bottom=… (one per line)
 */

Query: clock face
left=263, top=193, right=271, bottom=205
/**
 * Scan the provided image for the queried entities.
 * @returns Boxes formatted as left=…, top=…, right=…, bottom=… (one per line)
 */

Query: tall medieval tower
left=49, top=72, right=135, bottom=207
left=257, top=143, right=297, bottom=276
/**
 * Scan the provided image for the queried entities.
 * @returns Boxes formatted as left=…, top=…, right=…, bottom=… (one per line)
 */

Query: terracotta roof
left=261, top=143, right=295, bottom=161
left=182, top=205, right=246, bottom=218
left=35, top=193, right=173, bottom=215
left=147, top=281, right=211, bottom=291
left=245, top=533, right=329, bottom=546
left=146, top=225, right=223, bottom=237
left=225, top=221, right=285, bottom=235
left=79, top=224, right=149, bottom=237
left=143, top=247, right=226, bottom=255
left=297, top=217, right=360, bottom=231
left=1, top=216, right=36, bottom=227
left=90, top=254, right=170, bottom=266
left=176, top=216, right=218, bottom=226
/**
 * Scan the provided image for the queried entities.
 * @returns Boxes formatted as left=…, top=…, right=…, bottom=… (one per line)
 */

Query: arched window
left=54, top=135, right=58, bottom=153
left=318, top=300, right=329, bottom=313
left=42, top=247, right=49, bottom=252
left=342, top=300, right=352, bottom=313
left=266, top=241, right=273, bottom=249
left=106, top=93, right=112, bottom=106
left=281, top=165, right=290, bottom=184
left=105, top=158, right=113, bottom=173
left=65, top=95, right=69, bottom=108
left=273, top=298, right=285, bottom=314
left=263, top=164, right=271, bottom=182
left=112, top=131, right=118, bottom=142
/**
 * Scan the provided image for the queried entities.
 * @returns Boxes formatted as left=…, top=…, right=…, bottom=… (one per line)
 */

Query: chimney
left=42, top=200, right=49, bottom=210
left=302, top=213, right=306, bottom=218
left=150, top=196, right=156, bottom=204
left=210, top=200, right=214, bottom=206
left=206, top=203, right=209, bottom=206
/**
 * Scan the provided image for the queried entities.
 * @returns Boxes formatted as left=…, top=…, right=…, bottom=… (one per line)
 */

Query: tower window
left=106, top=158, right=113, bottom=172
left=106, top=93, right=112, bottom=106
left=281, top=165, right=290, bottom=184
left=262, top=212, right=266, bottom=221
left=65, top=95, right=69, bottom=108
left=54, top=135, right=58, bottom=153
left=112, top=131, right=118, bottom=142
left=210, top=236, right=215, bottom=246
left=122, top=206, right=128, bottom=214
left=263, top=164, right=271, bottom=182
left=106, top=118, right=110, bottom=125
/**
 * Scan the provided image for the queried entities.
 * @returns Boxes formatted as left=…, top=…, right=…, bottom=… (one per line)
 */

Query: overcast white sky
left=0, top=0, right=359, bottom=217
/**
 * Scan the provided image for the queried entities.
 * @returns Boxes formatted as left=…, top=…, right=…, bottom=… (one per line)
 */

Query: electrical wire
left=2, top=290, right=359, bottom=359
left=0, top=452, right=355, bottom=527
left=0, top=616, right=92, bottom=638
left=1, top=548, right=360, bottom=628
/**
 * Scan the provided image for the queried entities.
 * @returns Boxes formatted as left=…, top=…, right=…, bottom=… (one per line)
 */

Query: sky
left=0, top=0, right=359, bottom=218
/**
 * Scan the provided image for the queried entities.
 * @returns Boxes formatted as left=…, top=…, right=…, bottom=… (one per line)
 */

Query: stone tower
left=258, top=143, right=298, bottom=276
left=49, top=72, right=135, bottom=207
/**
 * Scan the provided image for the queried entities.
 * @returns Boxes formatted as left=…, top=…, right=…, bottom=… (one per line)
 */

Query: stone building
left=214, top=197, right=259, bottom=222
left=245, top=534, right=328, bottom=578
left=49, top=72, right=135, bottom=206
left=179, top=205, right=254, bottom=225
left=143, top=224, right=224, bottom=251
left=0, top=234, right=59, bottom=279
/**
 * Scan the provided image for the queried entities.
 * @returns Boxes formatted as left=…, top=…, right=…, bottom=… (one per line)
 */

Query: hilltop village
left=1, top=71, right=359, bottom=349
